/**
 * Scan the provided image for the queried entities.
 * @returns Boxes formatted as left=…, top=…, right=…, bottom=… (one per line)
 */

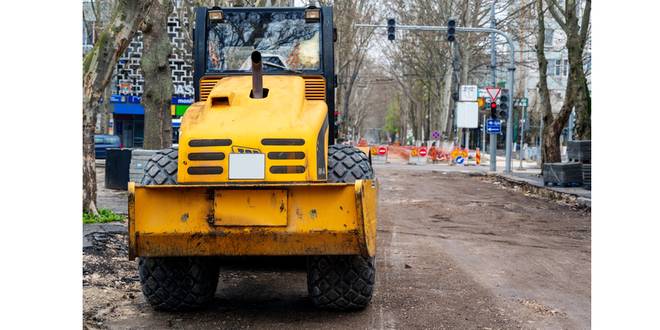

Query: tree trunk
left=142, top=0, right=174, bottom=150
left=536, top=0, right=558, bottom=164
left=574, top=77, right=591, bottom=139
left=570, top=0, right=591, bottom=140
left=546, top=0, right=591, bottom=140
left=538, top=0, right=580, bottom=164
left=83, top=0, right=154, bottom=214
left=99, top=82, right=112, bottom=134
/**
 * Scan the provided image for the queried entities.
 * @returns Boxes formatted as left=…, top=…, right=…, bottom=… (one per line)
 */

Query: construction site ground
left=84, top=160, right=590, bottom=329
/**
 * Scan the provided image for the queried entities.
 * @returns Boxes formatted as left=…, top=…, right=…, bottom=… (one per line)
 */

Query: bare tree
left=142, top=0, right=175, bottom=150
left=546, top=0, right=591, bottom=139
left=86, top=0, right=115, bottom=134
left=83, top=0, right=154, bottom=214
left=334, top=0, right=377, bottom=140
left=535, top=0, right=574, bottom=164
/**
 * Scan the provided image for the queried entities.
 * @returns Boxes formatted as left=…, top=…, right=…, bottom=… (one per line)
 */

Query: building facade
left=109, top=6, right=194, bottom=148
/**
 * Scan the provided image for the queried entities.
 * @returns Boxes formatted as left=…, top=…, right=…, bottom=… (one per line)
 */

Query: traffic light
left=499, top=89, right=509, bottom=118
left=490, top=101, right=498, bottom=119
left=447, top=18, right=456, bottom=42
left=387, top=18, right=396, bottom=41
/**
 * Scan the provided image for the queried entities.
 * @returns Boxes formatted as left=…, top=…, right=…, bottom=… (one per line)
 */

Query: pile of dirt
left=83, top=233, right=142, bottom=329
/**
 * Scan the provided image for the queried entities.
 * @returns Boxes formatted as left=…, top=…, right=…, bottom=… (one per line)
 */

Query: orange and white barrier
left=408, top=145, right=429, bottom=165
left=370, top=145, right=388, bottom=163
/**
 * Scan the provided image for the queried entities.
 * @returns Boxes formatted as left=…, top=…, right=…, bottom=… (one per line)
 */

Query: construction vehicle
left=128, top=5, right=378, bottom=311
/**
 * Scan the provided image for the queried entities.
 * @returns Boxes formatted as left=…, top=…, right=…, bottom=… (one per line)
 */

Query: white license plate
left=228, top=153, right=265, bottom=179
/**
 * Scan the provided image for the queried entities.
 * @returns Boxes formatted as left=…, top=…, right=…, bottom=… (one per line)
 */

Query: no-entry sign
left=378, top=146, right=387, bottom=155
left=419, top=147, right=427, bottom=157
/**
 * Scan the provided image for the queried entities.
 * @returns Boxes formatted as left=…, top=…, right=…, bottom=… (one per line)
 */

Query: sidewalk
left=480, top=154, right=591, bottom=204
left=374, top=155, right=591, bottom=208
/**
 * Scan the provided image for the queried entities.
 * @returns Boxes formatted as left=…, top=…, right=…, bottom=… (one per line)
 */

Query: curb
left=490, top=173, right=591, bottom=209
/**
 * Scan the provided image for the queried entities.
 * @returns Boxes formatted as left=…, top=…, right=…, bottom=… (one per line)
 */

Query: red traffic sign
left=419, top=147, right=427, bottom=157
left=377, top=146, right=387, bottom=155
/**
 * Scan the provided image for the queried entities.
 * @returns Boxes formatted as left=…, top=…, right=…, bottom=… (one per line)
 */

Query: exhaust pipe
left=251, top=51, right=263, bottom=99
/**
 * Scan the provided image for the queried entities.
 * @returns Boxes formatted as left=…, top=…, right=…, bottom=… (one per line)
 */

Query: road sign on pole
left=432, top=130, right=440, bottom=139
left=486, top=87, right=501, bottom=100
left=419, top=147, right=427, bottom=157
left=486, top=119, right=501, bottom=134
left=456, top=102, right=479, bottom=128
left=513, top=98, right=528, bottom=107
left=460, top=85, right=478, bottom=101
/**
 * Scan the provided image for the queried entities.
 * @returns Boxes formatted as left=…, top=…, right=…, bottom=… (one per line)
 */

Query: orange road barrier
left=476, top=148, right=481, bottom=165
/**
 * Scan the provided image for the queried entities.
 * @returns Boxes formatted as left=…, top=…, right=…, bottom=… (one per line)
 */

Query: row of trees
left=333, top=0, right=590, bottom=166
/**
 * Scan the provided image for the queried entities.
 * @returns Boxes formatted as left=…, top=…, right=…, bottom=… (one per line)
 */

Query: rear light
left=120, top=143, right=124, bottom=148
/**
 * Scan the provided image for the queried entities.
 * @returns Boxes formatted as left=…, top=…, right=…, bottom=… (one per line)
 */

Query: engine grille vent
left=303, top=76, right=326, bottom=100
left=199, top=77, right=223, bottom=101
left=199, top=76, right=325, bottom=101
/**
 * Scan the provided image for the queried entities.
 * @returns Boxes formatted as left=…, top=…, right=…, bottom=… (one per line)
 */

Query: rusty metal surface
left=127, top=182, right=137, bottom=259
left=136, top=230, right=360, bottom=257
left=128, top=180, right=378, bottom=260
left=214, top=189, right=287, bottom=226
left=355, top=179, right=379, bottom=257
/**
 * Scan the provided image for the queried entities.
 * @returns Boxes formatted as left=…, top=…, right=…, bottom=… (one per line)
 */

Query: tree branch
left=545, top=0, right=567, bottom=31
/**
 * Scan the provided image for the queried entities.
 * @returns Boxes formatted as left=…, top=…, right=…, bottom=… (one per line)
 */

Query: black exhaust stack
left=251, top=51, right=264, bottom=99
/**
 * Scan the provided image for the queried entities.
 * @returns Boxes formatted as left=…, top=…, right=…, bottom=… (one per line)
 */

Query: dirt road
left=84, top=164, right=590, bottom=329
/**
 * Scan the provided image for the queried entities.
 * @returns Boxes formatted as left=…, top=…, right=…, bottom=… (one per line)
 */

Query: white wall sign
left=460, top=85, right=478, bottom=102
left=456, top=101, right=479, bottom=128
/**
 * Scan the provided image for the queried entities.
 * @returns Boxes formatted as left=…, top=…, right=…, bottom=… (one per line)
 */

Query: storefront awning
left=112, top=103, right=144, bottom=115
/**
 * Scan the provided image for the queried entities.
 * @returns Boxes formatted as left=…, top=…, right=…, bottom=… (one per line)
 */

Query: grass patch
left=83, top=208, right=125, bottom=224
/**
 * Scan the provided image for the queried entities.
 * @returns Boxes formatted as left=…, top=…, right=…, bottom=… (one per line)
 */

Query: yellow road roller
left=128, top=5, right=378, bottom=311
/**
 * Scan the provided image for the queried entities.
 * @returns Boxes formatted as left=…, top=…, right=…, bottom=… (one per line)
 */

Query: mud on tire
left=141, top=147, right=178, bottom=185
left=138, top=257, right=220, bottom=311
left=307, top=255, right=375, bottom=310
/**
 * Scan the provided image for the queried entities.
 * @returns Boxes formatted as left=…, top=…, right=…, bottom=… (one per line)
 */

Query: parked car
left=95, top=134, right=121, bottom=159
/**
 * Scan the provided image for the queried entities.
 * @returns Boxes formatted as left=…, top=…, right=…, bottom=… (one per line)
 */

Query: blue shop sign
left=172, top=97, right=194, bottom=105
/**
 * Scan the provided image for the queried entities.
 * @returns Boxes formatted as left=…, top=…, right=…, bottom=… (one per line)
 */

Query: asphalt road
left=84, top=164, right=590, bottom=329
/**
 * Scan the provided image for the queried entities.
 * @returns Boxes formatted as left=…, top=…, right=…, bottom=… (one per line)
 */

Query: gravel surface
left=83, top=164, right=590, bottom=329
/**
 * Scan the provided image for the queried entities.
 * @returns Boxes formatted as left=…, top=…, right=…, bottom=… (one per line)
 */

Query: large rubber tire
left=307, top=145, right=376, bottom=310
left=307, top=255, right=376, bottom=310
left=138, top=147, right=220, bottom=311
left=327, top=144, right=374, bottom=182
left=140, top=147, right=178, bottom=185
left=138, top=257, right=220, bottom=311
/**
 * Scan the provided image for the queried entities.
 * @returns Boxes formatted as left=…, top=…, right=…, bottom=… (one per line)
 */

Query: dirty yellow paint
left=127, top=180, right=377, bottom=260
left=214, top=189, right=287, bottom=226
left=355, top=179, right=379, bottom=257
left=177, top=75, right=329, bottom=184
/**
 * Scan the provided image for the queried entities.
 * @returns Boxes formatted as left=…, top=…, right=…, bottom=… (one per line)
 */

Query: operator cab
left=193, top=6, right=336, bottom=143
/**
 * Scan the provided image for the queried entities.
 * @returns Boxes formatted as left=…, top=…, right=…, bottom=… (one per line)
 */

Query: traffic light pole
left=355, top=22, right=517, bottom=173
left=489, top=0, right=497, bottom=172
left=519, top=104, right=526, bottom=169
